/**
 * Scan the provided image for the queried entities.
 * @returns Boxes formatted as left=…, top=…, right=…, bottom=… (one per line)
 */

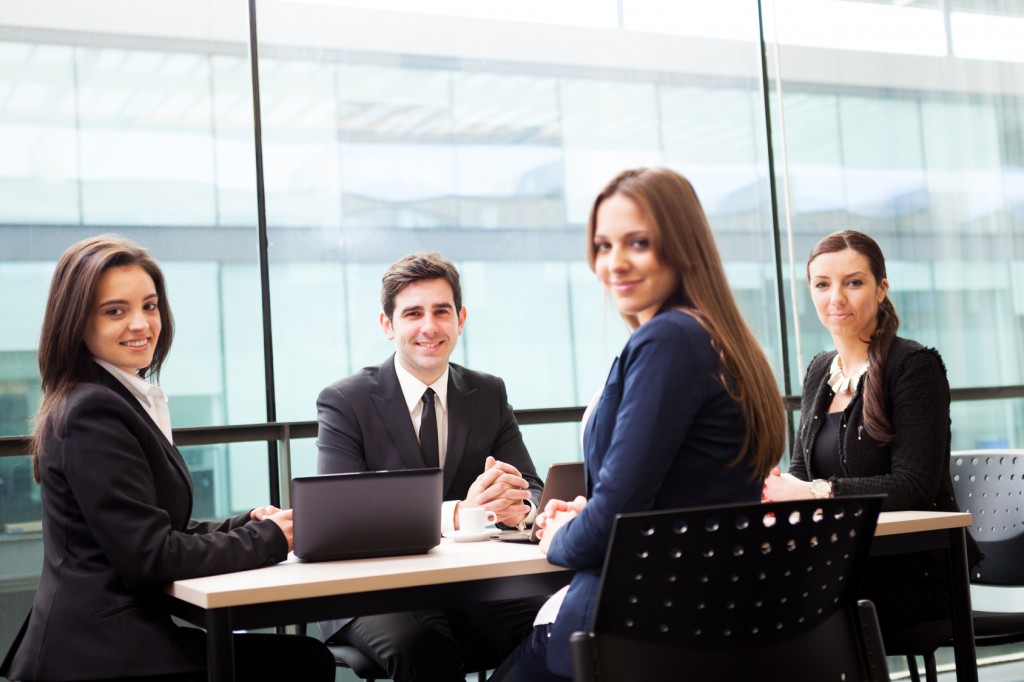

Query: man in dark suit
left=316, top=251, right=544, bottom=682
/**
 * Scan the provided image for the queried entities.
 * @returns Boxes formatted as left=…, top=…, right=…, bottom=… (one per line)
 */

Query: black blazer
left=2, top=368, right=287, bottom=681
left=316, top=355, right=542, bottom=506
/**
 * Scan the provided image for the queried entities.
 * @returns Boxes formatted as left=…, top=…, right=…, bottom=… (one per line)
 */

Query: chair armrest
left=856, top=599, right=891, bottom=682
left=570, top=631, right=596, bottom=682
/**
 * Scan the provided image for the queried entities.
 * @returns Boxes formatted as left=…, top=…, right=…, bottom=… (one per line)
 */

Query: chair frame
left=570, top=496, right=890, bottom=682
left=890, top=449, right=1024, bottom=682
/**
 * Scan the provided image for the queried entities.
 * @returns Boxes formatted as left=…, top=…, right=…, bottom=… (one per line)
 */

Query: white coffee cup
left=459, top=507, right=497, bottom=533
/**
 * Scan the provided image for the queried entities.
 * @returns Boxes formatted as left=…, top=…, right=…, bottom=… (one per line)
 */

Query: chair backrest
left=576, top=496, right=888, bottom=682
left=950, top=449, right=1024, bottom=585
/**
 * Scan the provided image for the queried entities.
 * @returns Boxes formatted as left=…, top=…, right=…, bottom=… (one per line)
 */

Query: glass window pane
left=256, top=0, right=778, bottom=424
left=0, top=3, right=260, bottom=662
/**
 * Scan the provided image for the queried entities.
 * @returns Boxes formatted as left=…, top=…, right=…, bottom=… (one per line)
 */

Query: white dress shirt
left=533, top=387, right=603, bottom=626
left=93, top=358, right=174, bottom=444
left=392, top=361, right=536, bottom=533
left=393, top=361, right=460, bottom=531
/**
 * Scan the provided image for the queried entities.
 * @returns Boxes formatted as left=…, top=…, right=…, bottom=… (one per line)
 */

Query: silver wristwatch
left=809, top=479, right=833, bottom=499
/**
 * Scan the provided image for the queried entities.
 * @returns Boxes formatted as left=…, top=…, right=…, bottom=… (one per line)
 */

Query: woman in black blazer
left=1, top=236, right=333, bottom=681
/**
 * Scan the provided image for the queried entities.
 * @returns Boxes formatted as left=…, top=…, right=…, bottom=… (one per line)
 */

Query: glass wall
left=252, top=0, right=775, bottom=476
left=3, top=0, right=1024, bottom=672
left=767, top=0, right=1024, bottom=451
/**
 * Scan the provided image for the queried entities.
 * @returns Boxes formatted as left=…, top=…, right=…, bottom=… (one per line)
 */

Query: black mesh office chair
left=570, top=496, right=890, bottom=682
left=886, top=450, right=1024, bottom=682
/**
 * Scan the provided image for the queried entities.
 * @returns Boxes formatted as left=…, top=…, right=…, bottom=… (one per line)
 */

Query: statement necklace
left=827, top=354, right=869, bottom=395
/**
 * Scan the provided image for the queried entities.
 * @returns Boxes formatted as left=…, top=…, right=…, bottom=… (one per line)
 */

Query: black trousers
left=860, top=552, right=951, bottom=638
left=334, top=597, right=544, bottom=682
left=55, top=631, right=336, bottom=682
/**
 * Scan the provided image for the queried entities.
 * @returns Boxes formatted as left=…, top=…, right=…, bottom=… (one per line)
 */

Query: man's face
left=381, top=278, right=466, bottom=385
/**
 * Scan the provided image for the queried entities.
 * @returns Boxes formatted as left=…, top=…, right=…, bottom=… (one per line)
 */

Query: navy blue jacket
left=545, top=310, right=763, bottom=676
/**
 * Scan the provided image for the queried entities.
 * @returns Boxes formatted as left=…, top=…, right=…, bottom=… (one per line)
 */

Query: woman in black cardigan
left=1, top=235, right=334, bottom=681
left=763, top=229, right=980, bottom=638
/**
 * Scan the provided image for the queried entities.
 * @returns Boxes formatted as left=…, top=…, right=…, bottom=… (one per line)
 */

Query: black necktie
left=419, top=388, right=440, bottom=469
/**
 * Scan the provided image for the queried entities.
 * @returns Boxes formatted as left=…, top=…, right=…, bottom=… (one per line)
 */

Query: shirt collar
left=93, top=357, right=167, bottom=408
left=393, top=359, right=449, bottom=416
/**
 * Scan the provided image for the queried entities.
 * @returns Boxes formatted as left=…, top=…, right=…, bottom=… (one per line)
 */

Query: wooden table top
left=168, top=536, right=563, bottom=609
left=167, top=510, right=972, bottom=609
left=874, top=510, right=971, bottom=537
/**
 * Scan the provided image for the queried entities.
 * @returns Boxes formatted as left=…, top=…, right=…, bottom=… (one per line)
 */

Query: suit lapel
left=444, top=365, right=477, bottom=497
left=372, top=356, right=429, bottom=471
left=95, top=369, right=195, bottom=506
left=582, top=399, right=599, bottom=496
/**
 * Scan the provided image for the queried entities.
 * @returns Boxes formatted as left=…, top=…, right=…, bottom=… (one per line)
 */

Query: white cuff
left=521, top=500, right=538, bottom=529
left=441, top=499, right=460, bottom=534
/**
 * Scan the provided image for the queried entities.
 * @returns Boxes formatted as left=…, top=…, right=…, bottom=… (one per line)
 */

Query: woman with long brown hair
left=763, top=229, right=980, bottom=637
left=491, top=167, right=786, bottom=681
left=1, top=235, right=333, bottom=681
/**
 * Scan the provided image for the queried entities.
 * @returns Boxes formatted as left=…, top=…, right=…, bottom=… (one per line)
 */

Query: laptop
left=494, top=461, right=586, bottom=543
left=291, top=468, right=442, bottom=561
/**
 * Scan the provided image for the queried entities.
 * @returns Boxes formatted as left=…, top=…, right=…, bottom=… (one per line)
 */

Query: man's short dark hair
left=381, top=251, right=463, bottom=320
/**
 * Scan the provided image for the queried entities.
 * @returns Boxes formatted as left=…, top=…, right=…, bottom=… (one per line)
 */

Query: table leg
left=947, top=528, right=977, bottom=682
left=205, top=609, right=235, bottom=682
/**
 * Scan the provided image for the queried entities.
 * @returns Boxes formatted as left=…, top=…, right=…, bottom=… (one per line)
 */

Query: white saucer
left=443, top=529, right=495, bottom=543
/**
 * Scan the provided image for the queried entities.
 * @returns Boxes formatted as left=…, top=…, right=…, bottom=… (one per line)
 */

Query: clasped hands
left=456, top=456, right=532, bottom=530
left=536, top=496, right=588, bottom=554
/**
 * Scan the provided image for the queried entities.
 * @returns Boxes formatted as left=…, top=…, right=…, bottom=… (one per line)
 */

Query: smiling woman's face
left=82, top=265, right=162, bottom=374
left=593, top=193, right=678, bottom=326
left=807, top=248, right=888, bottom=343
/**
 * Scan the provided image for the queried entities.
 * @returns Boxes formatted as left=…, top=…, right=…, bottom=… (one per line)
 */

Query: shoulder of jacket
left=66, top=381, right=129, bottom=411
left=886, top=337, right=946, bottom=377
left=806, top=350, right=835, bottom=376
left=56, top=381, right=138, bottom=439
left=631, top=309, right=709, bottom=346
left=322, top=364, right=381, bottom=394
left=448, top=362, right=502, bottom=388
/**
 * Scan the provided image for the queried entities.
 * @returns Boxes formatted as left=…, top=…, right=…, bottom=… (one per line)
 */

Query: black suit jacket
left=316, top=355, right=542, bottom=505
left=314, top=356, right=543, bottom=641
left=2, top=368, right=287, bottom=681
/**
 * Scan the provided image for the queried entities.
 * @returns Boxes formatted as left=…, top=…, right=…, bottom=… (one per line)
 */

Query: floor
left=897, top=655, right=1024, bottom=682
left=330, top=654, right=1024, bottom=680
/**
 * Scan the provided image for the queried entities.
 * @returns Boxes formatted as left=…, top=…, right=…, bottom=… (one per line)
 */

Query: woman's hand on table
left=762, top=467, right=815, bottom=502
left=250, top=505, right=282, bottom=521
left=252, top=506, right=294, bottom=551
left=536, top=496, right=588, bottom=554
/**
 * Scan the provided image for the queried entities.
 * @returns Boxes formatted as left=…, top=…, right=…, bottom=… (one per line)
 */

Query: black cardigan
left=789, top=337, right=980, bottom=564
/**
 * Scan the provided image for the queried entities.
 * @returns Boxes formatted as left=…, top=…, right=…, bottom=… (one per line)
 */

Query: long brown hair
left=587, top=167, right=785, bottom=478
left=807, top=230, right=898, bottom=444
left=31, top=235, right=174, bottom=480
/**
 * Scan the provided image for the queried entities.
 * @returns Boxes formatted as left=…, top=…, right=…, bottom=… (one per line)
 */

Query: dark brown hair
left=587, top=167, right=785, bottom=478
left=31, top=235, right=174, bottom=479
left=381, top=251, right=463, bottom=320
left=807, top=229, right=898, bottom=444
